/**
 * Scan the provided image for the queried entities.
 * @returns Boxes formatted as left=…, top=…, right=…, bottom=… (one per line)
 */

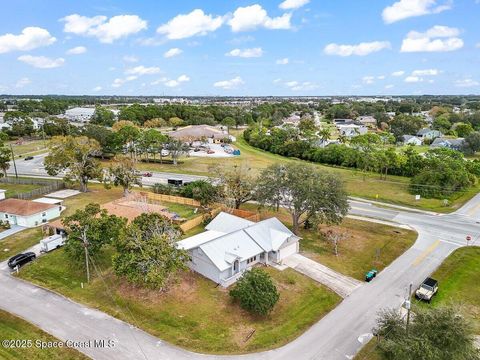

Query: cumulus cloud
left=285, top=80, right=318, bottom=91
left=276, top=58, right=289, bottom=65
left=66, top=46, right=86, bottom=55
left=362, top=76, right=376, bottom=84
left=404, top=76, right=422, bottom=83
left=61, top=14, right=147, bottom=43
left=213, top=76, right=244, bottom=90
left=165, top=75, right=190, bottom=88
left=15, top=77, right=31, bottom=88
left=125, top=65, right=160, bottom=76
left=112, top=75, right=138, bottom=88
left=18, top=55, right=65, bottom=69
left=92, top=86, right=102, bottom=92
left=228, top=5, right=292, bottom=32
left=404, top=68, right=439, bottom=83
left=0, top=27, right=56, bottom=54
left=164, top=48, right=183, bottom=58
left=226, top=47, right=263, bottom=58
left=382, top=0, right=452, bottom=24
left=401, top=25, right=463, bottom=52
left=157, top=9, right=224, bottom=40
left=391, top=70, right=405, bottom=76
left=385, top=84, right=395, bottom=89
left=455, top=79, right=479, bottom=88
left=324, top=41, right=391, bottom=56
left=279, top=0, right=310, bottom=10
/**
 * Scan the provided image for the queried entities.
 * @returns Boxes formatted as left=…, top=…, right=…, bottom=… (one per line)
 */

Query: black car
left=24, top=156, right=34, bottom=161
left=7, top=252, right=36, bottom=269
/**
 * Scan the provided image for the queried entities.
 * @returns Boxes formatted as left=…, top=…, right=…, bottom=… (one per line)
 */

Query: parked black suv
left=7, top=252, right=36, bottom=269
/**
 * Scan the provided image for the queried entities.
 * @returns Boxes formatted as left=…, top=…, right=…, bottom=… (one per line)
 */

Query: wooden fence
left=144, top=192, right=201, bottom=207
left=179, top=207, right=222, bottom=232
left=0, top=177, right=65, bottom=200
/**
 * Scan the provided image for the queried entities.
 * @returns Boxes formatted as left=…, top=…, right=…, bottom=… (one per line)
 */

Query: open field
left=242, top=204, right=417, bottom=280
left=8, top=139, right=48, bottom=157
left=134, top=133, right=476, bottom=213
left=422, top=246, right=480, bottom=333
left=0, top=308, right=87, bottom=360
left=0, top=227, right=43, bottom=262
left=18, top=248, right=340, bottom=354
left=0, top=182, right=45, bottom=198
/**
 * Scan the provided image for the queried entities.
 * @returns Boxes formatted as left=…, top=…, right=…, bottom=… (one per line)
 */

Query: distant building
left=0, top=198, right=63, bottom=228
left=64, top=107, right=95, bottom=122
left=283, top=114, right=301, bottom=125
left=430, top=137, right=465, bottom=151
left=337, top=124, right=368, bottom=138
left=333, top=119, right=355, bottom=126
left=402, top=135, right=423, bottom=146
left=168, top=125, right=235, bottom=144
left=357, top=116, right=377, bottom=128
left=417, top=128, right=442, bottom=140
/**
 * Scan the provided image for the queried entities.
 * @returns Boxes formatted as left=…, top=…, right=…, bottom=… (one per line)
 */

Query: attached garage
left=279, top=241, right=299, bottom=260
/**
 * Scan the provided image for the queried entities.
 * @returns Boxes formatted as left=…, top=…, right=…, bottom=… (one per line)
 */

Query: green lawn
left=0, top=309, right=87, bottom=360
left=421, top=246, right=480, bottom=333
left=0, top=227, right=43, bottom=262
left=18, top=248, right=340, bottom=354
left=133, top=133, right=476, bottom=213
left=354, top=338, right=383, bottom=360
left=0, top=182, right=44, bottom=198
left=8, top=139, right=48, bottom=157
left=242, top=204, right=417, bottom=280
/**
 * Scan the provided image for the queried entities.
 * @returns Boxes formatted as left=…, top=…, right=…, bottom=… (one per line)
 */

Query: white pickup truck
left=40, top=234, right=65, bottom=253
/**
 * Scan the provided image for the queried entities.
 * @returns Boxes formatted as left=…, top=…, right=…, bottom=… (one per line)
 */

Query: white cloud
left=324, top=41, right=391, bottom=56
left=412, top=68, right=439, bottom=76
left=455, top=79, right=479, bottom=88
left=392, top=70, right=405, bottom=76
left=229, top=4, right=292, bottom=32
left=279, top=0, right=310, bottom=10
left=285, top=80, right=318, bottom=91
left=123, top=55, right=139, bottom=63
left=112, top=75, right=138, bottom=88
left=276, top=58, right=289, bottom=65
left=61, top=14, right=147, bottom=43
left=125, top=65, right=160, bottom=76
left=177, top=74, right=190, bottom=82
left=152, top=74, right=190, bottom=88
left=66, top=46, right=87, bottom=55
left=385, top=84, right=395, bottom=89
left=405, top=76, right=422, bottom=83
left=226, top=47, right=263, bottom=58
left=0, top=27, right=56, bottom=54
left=213, top=76, right=244, bottom=90
left=362, top=76, right=376, bottom=84
left=157, top=9, right=224, bottom=40
left=382, top=0, right=452, bottom=24
left=164, top=48, right=183, bottom=58
left=92, top=86, right=102, bottom=92
left=18, top=55, right=65, bottom=69
left=401, top=25, right=463, bottom=52
left=377, top=75, right=386, bottom=80
left=15, top=77, right=31, bottom=88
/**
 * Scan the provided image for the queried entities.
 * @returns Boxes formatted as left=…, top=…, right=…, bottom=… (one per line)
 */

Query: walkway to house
left=282, top=254, right=363, bottom=298
left=0, top=225, right=26, bottom=240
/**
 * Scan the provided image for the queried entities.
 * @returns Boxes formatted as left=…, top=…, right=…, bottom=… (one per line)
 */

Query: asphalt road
left=7, top=153, right=206, bottom=185
left=0, top=162, right=479, bottom=359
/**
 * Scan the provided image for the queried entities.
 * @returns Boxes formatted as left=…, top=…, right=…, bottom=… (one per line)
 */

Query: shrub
left=229, top=268, right=279, bottom=316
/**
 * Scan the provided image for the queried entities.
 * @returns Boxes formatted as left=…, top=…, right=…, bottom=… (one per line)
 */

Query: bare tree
left=324, top=229, right=348, bottom=257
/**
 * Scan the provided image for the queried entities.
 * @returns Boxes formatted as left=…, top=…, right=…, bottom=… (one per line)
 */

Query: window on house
left=4, top=214, right=8, bottom=219
left=42, top=212, right=46, bottom=217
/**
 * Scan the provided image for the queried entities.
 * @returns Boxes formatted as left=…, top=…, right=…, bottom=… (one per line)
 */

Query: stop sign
left=466, top=235, right=472, bottom=241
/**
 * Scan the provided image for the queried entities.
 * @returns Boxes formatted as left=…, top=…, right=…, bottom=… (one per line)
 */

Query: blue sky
left=0, top=0, right=479, bottom=96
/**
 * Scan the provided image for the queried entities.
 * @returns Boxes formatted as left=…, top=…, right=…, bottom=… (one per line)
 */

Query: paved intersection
left=0, top=196, right=478, bottom=360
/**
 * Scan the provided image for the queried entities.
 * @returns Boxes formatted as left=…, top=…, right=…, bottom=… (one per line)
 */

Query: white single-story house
left=357, top=116, right=377, bottom=128
left=337, top=124, right=368, bottom=138
left=169, top=125, right=235, bottom=144
left=417, top=128, right=442, bottom=140
left=402, top=135, right=423, bottom=146
left=64, top=107, right=95, bottom=122
left=177, top=212, right=300, bottom=287
left=0, top=198, right=63, bottom=227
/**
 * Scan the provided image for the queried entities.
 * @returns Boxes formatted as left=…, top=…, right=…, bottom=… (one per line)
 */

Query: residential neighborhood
left=0, top=1, right=479, bottom=360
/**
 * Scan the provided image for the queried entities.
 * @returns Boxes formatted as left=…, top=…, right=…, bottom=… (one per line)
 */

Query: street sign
left=466, top=235, right=472, bottom=241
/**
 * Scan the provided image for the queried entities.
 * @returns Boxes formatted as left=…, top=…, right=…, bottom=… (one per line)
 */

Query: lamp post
left=9, top=144, right=18, bottom=179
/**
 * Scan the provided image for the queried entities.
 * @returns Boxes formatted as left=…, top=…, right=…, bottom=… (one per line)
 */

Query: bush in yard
left=229, top=268, right=279, bottom=316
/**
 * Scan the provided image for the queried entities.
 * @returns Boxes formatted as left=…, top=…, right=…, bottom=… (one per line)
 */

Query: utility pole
left=406, top=283, right=412, bottom=335
left=82, top=228, right=90, bottom=283
left=9, top=144, right=18, bottom=179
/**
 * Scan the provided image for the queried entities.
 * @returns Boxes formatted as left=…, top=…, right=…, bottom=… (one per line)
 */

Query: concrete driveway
left=0, top=225, right=26, bottom=240
left=283, top=254, right=363, bottom=298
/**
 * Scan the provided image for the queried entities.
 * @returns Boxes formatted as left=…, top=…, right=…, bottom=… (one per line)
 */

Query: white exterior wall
left=188, top=248, right=223, bottom=284
left=279, top=241, right=299, bottom=260
left=0, top=206, right=62, bottom=228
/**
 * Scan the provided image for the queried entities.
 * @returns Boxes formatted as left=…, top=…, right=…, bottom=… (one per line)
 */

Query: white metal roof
left=244, top=217, right=296, bottom=252
left=33, top=197, right=63, bottom=205
left=177, top=230, right=225, bottom=250
left=205, top=212, right=254, bottom=233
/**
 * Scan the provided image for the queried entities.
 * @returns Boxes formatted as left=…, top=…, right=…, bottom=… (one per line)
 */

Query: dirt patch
left=231, top=324, right=257, bottom=349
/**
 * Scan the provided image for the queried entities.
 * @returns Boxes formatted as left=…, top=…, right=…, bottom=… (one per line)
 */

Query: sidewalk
left=349, top=197, right=440, bottom=215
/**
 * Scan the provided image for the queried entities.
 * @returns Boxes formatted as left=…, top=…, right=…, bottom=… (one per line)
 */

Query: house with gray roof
left=402, top=135, right=422, bottom=146
left=430, top=137, right=465, bottom=151
left=416, top=128, right=442, bottom=140
left=177, top=212, right=300, bottom=287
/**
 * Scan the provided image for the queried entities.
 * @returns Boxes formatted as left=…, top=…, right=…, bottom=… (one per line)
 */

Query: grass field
left=0, top=309, right=87, bottom=360
left=18, top=248, right=340, bottom=354
left=422, top=246, right=480, bottom=333
left=0, top=183, right=44, bottom=198
left=134, top=133, right=476, bottom=213
left=8, top=139, right=48, bottom=157
left=242, top=204, right=417, bottom=280
left=354, top=338, right=383, bottom=360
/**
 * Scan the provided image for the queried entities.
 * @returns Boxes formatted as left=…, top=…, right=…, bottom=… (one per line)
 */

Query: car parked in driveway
left=7, top=252, right=36, bottom=269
